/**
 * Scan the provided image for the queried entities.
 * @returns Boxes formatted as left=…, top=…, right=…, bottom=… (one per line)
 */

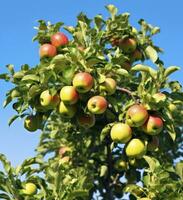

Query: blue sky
left=0, top=0, right=183, bottom=168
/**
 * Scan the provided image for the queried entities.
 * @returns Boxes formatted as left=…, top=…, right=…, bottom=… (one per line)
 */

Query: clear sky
left=0, top=0, right=183, bottom=168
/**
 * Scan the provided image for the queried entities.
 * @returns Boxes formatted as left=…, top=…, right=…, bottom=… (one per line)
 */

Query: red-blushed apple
left=100, top=78, right=117, bottom=95
left=72, top=72, right=94, bottom=93
left=114, top=158, right=128, bottom=171
left=23, top=183, right=37, bottom=195
left=77, top=114, right=95, bottom=128
left=110, top=123, right=132, bottom=143
left=87, top=96, right=107, bottom=114
left=147, top=136, right=159, bottom=151
left=24, top=115, right=38, bottom=132
left=58, top=101, right=77, bottom=118
left=119, top=38, right=137, bottom=53
left=153, top=92, right=166, bottom=103
left=142, top=115, right=163, bottom=135
left=126, top=104, right=148, bottom=127
left=60, top=86, right=79, bottom=105
left=39, top=44, right=57, bottom=58
left=121, top=61, right=131, bottom=71
left=130, top=49, right=142, bottom=62
left=51, top=32, right=69, bottom=47
left=40, top=90, right=60, bottom=109
left=125, top=138, right=146, bottom=158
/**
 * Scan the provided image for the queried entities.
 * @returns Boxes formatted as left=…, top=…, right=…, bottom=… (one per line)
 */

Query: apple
left=100, top=78, right=117, bottom=95
left=147, top=136, right=159, bottom=151
left=110, top=37, right=120, bottom=46
left=142, top=115, right=163, bottom=135
left=128, top=158, right=137, bottom=166
left=51, top=32, right=69, bottom=47
left=126, top=104, right=148, bottom=127
left=11, top=89, right=20, bottom=98
left=24, top=115, right=38, bottom=132
left=114, top=158, right=128, bottom=171
left=153, top=92, right=166, bottom=103
left=132, top=27, right=138, bottom=34
left=130, top=49, right=142, bottom=62
left=77, top=114, right=95, bottom=128
left=125, top=138, right=146, bottom=158
left=58, top=146, right=71, bottom=157
left=40, top=90, right=60, bottom=109
left=60, top=86, right=79, bottom=105
left=87, top=96, right=107, bottom=114
left=73, top=72, right=94, bottom=93
left=110, top=123, right=132, bottom=143
left=121, top=61, right=131, bottom=71
left=23, top=183, right=37, bottom=195
left=60, top=156, right=70, bottom=164
left=39, top=44, right=57, bottom=58
left=168, top=103, right=176, bottom=112
left=58, top=101, right=77, bottom=118
left=119, top=38, right=137, bottom=53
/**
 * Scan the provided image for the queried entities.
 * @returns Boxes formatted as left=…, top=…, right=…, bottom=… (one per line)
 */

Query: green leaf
left=164, top=123, right=176, bottom=141
left=164, top=66, right=180, bottom=77
left=100, top=165, right=108, bottom=177
left=69, top=190, right=88, bottom=199
left=145, top=45, right=158, bottom=63
left=94, top=15, right=104, bottom=31
left=123, top=184, right=144, bottom=197
left=131, top=64, right=157, bottom=78
left=143, top=155, right=160, bottom=172
left=175, top=162, right=183, bottom=180
left=6, top=64, right=14, bottom=75
left=100, top=124, right=111, bottom=141
left=106, top=4, right=118, bottom=20
left=0, top=193, right=10, bottom=199
left=8, top=115, right=19, bottom=126
left=21, top=74, right=40, bottom=82
left=116, top=68, right=129, bottom=77
left=3, top=96, right=12, bottom=108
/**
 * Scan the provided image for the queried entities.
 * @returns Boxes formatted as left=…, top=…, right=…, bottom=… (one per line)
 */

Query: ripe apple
left=39, top=44, right=57, bottom=58
left=87, top=96, right=107, bottom=114
left=73, top=72, right=94, bottom=93
left=77, top=114, right=95, bottom=128
left=122, top=61, right=131, bottom=71
left=23, top=183, right=37, bottom=195
left=119, top=38, right=137, bottom=53
left=60, top=86, right=79, bottom=105
left=51, top=32, right=69, bottom=47
left=58, top=101, right=77, bottom=118
left=142, top=115, right=163, bottom=135
left=125, top=138, right=146, bottom=158
left=110, top=123, right=132, bottom=143
left=100, top=78, right=117, bottom=95
left=40, top=90, right=60, bottom=109
left=114, top=158, right=128, bottom=171
left=126, top=104, right=148, bottom=127
left=130, top=49, right=142, bottom=62
left=147, top=136, right=159, bottom=151
left=24, top=115, right=38, bottom=132
left=153, top=92, right=166, bottom=103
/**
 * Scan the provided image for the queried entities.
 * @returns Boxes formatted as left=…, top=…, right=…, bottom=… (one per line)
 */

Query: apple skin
left=51, top=32, right=69, bottom=47
left=168, top=103, right=176, bottom=112
left=126, top=104, right=148, bottom=127
left=87, top=96, right=108, bottom=114
left=24, top=116, right=38, bottom=132
left=40, top=90, right=60, bottom=109
left=73, top=72, right=94, bottom=93
left=100, top=78, right=117, bottom=95
left=39, top=44, right=57, bottom=58
left=77, top=114, right=95, bottom=128
left=60, top=86, right=79, bottom=105
left=110, top=123, right=132, bottom=143
left=114, top=159, right=128, bottom=171
left=130, top=49, right=142, bottom=62
left=119, top=38, right=137, bottom=53
left=58, top=101, right=77, bottom=118
left=147, top=136, right=159, bottom=151
left=23, top=183, right=37, bottom=195
left=153, top=92, right=166, bottom=103
left=125, top=138, right=146, bottom=158
left=142, top=115, right=163, bottom=135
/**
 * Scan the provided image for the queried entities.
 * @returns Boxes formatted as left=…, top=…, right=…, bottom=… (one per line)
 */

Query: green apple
left=60, top=86, right=79, bottom=105
left=58, top=101, right=77, bottom=118
left=110, top=123, right=132, bottom=143
left=126, top=104, right=148, bottom=127
left=119, top=38, right=137, bottom=53
left=11, top=89, right=20, bottom=98
left=153, top=92, right=166, bottom=103
left=114, top=158, right=128, bottom=171
left=142, top=115, right=163, bottom=135
left=87, top=96, right=107, bottom=114
left=100, top=78, right=117, bottom=95
left=73, top=72, right=94, bottom=93
left=125, top=138, right=146, bottom=158
left=40, top=90, right=60, bottom=109
left=77, top=114, right=95, bottom=128
left=24, top=115, right=38, bottom=132
left=168, top=103, right=176, bottom=112
left=147, top=136, right=159, bottom=151
left=23, top=183, right=37, bottom=195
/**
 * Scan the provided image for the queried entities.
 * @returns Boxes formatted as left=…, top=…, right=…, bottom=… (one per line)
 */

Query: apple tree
left=0, top=4, right=183, bottom=200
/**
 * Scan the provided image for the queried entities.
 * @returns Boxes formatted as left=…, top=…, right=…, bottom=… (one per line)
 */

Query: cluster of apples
left=110, top=102, right=164, bottom=159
